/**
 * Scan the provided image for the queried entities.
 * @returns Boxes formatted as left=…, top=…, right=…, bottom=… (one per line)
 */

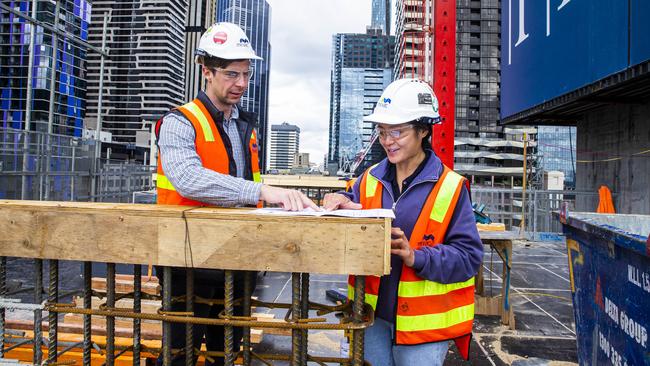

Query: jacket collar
left=369, top=149, right=444, bottom=190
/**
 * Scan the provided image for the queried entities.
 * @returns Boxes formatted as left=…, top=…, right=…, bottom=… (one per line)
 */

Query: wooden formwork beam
left=0, top=200, right=391, bottom=276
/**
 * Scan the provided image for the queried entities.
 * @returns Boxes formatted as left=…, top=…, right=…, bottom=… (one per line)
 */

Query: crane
left=337, top=128, right=380, bottom=178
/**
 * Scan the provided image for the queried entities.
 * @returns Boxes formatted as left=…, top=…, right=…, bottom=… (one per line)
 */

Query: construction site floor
left=251, top=238, right=578, bottom=365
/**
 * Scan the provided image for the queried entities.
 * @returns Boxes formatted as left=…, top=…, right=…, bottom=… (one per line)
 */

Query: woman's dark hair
left=412, top=122, right=432, bottom=150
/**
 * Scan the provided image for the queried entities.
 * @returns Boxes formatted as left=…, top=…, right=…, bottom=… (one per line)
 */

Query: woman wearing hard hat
left=324, top=79, right=483, bottom=365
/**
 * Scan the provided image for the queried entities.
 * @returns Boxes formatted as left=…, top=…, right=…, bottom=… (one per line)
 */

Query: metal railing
left=0, top=128, right=155, bottom=203
left=471, top=187, right=604, bottom=234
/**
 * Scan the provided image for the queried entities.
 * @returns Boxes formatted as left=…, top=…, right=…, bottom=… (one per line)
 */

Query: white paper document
left=251, top=207, right=395, bottom=219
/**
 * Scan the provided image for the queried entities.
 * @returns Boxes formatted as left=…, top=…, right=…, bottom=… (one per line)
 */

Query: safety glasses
left=376, top=125, right=415, bottom=141
left=213, top=67, right=255, bottom=82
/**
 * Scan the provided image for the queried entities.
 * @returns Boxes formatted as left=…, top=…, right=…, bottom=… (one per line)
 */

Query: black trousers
left=155, top=268, right=256, bottom=366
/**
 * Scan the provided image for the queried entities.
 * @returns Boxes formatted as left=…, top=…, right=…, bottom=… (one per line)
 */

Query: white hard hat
left=364, top=78, right=441, bottom=125
left=195, top=22, right=262, bottom=61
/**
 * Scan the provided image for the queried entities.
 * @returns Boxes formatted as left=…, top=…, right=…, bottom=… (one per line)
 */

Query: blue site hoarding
left=501, top=0, right=650, bottom=119
left=560, top=212, right=649, bottom=366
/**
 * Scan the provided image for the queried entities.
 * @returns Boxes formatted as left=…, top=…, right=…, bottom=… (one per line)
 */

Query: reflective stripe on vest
left=156, top=174, right=176, bottom=191
left=364, top=164, right=380, bottom=197
left=181, top=102, right=215, bottom=142
left=397, top=277, right=474, bottom=298
left=347, top=283, right=378, bottom=310
left=430, top=171, right=463, bottom=222
left=396, top=303, right=475, bottom=332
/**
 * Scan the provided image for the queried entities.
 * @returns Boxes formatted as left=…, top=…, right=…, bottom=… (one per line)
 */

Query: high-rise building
left=294, top=153, right=310, bottom=169
left=0, top=0, right=91, bottom=136
left=328, top=26, right=395, bottom=175
left=184, top=0, right=216, bottom=102
left=269, top=122, right=299, bottom=171
left=217, top=0, right=271, bottom=172
left=371, top=0, right=391, bottom=35
left=454, top=0, right=533, bottom=185
left=393, top=0, right=434, bottom=83
left=85, top=0, right=187, bottom=160
left=537, top=126, right=576, bottom=188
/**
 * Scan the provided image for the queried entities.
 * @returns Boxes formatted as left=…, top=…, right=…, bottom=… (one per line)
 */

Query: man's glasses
left=376, top=125, right=414, bottom=140
left=213, top=67, right=254, bottom=81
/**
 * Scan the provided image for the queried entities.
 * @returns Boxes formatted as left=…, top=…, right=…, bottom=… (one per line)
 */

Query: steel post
left=21, top=0, right=38, bottom=200
left=106, top=263, right=115, bottom=366
left=291, top=272, right=301, bottom=366
left=300, top=273, right=310, bottom=365
left=351, top=276, right=365, bottom=366
left=223, top=270, right=235, bottom=366
left=162, top=267, right=172, bottom=366
left=91, top=13, right=109, bottom=202
left=47, top=259, right=59, bottom=364
left=82, top=262, right=92, bottom=366
left=0, top=256, right=6, bottom=359
left=242, top=271, right=252, bottom=366
left=133, top=265, right=142, bottom=366
left=44, top=0, right=61, bottom=201
left=33, top=260, right=42, bottom=365
left=184, top=269, right=194, bottom=366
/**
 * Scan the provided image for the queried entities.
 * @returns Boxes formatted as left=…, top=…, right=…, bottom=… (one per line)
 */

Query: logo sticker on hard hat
left=213, top=31, right=228, bottom=45
left=418, top=93, right=432, bottom=105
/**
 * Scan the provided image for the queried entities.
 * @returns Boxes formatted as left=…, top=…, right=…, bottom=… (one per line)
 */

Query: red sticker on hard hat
left=213, top=31, right=228, bottom=45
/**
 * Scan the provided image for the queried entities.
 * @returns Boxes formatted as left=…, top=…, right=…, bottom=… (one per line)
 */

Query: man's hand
left=259, top=185, right=320, bottom=211
left=391, top=227, right=415, bottom=267
left=322, top=193, right=362, bottom=211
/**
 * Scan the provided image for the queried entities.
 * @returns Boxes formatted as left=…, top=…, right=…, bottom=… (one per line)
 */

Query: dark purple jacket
left=345, top=151, right=483, bottom=323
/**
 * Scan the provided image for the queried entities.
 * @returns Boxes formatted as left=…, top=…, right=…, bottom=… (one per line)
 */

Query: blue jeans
left=364, top=317, right=449, bottom=366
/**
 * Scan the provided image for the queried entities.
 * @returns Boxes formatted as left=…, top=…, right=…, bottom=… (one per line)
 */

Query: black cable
left=182, top=207, right=201, bottom=269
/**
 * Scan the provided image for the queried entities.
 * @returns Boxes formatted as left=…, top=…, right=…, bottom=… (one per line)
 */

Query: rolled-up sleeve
left=157, top=113, right=262, bottom=206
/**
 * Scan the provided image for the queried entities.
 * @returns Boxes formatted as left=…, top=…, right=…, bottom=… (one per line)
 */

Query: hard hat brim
left=196, top=48, right=263, bottom=61
left=363, top=113, right=441, bottom=125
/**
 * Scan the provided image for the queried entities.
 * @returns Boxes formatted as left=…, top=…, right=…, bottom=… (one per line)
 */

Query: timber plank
left=0, top=200, right=390, bottom=275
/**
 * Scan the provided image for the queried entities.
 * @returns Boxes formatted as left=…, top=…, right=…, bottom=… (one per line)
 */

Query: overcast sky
left=265, top=0, right=372, bottom=168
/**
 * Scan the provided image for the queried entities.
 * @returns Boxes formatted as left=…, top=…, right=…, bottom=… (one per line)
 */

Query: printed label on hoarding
left=628, top=264, right=650, bottom=293
left=599, top=331, right=628, bottom=366
left=603, top=296, right=648, bottom=350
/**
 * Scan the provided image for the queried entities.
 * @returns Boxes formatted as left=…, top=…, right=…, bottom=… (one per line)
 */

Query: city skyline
left=265, top=0, right=371, bottom=167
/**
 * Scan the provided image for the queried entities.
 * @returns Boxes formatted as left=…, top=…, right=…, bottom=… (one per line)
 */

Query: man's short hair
left=196, top=55, right=246, bottom=70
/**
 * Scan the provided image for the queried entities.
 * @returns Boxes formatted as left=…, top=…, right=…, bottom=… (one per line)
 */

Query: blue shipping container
left=560, top=212, right=650, bottom=365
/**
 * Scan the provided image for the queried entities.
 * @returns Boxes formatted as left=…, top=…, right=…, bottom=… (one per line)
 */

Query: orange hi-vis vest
left=348, top=165, right=475, bottom=359
left=155, top=98, right=262, bottom=206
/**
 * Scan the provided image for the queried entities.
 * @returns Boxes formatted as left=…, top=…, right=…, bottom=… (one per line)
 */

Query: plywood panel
left=0, top=200, right=390, bottom=275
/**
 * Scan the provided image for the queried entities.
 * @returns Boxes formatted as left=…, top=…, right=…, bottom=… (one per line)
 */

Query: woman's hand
left=391, top=227, right=415, bottom=267
left=322, top=193, right=362, bottom=211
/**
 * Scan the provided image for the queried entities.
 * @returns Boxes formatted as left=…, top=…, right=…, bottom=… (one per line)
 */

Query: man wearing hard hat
left=155, top=23, right=318, bottom=366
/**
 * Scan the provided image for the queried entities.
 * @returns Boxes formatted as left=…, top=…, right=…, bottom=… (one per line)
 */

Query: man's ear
left=201, top=65, right=213, bottom=82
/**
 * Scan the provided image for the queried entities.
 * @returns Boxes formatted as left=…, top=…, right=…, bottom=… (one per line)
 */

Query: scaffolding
left=0, top=1, right=154, bottom=202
